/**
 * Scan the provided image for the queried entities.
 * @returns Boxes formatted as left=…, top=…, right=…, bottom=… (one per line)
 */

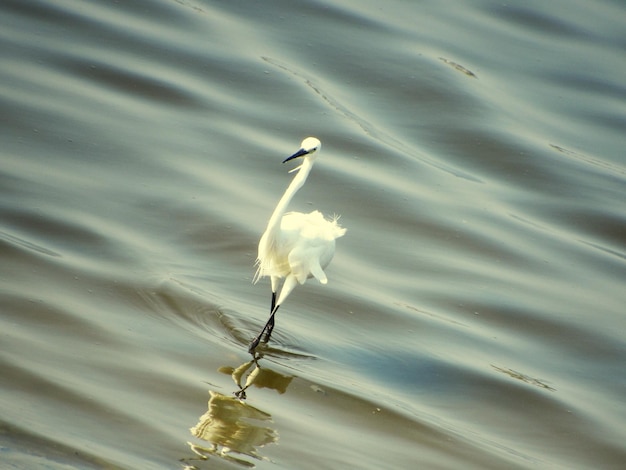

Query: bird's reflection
left=226, top=356, right=294, bottom=399
left=184, top=357, right=293, bottom=468
left=187, top=390, right=274, bottom=467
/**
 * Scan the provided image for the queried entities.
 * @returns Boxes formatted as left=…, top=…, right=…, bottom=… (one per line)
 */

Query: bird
left=248, top=137, right=346, bottom=353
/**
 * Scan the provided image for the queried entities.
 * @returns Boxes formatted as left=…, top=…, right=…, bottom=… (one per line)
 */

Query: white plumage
left=249, top=137, right=346, bottom=353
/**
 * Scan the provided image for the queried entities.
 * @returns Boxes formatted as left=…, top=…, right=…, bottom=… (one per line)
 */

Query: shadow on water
left=183, top=357, right=294, bottom=468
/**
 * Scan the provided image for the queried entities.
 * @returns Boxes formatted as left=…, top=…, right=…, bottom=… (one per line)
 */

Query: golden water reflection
left=224, top=358, right=294, bottom=399
left=185, top=359, right=294, bottom=468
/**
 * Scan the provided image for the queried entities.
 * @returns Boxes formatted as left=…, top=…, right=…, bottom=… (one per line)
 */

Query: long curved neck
left=265, top=158, right=314, bottom=234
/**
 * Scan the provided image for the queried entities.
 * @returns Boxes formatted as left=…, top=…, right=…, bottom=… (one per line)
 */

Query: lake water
left=1, top=1, right=625, bottom=469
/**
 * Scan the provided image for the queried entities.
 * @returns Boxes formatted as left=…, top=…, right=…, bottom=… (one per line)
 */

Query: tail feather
left=330, top=214, right=347, bottom=238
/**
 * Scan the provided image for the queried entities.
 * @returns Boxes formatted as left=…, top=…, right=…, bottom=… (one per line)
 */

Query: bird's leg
left=253, top=292, right=278, bottom=346
left=262, top=305, right=279, bottom=343
left=262, top=315, right=274, bottom=343
left=248, top=306, right=280, bottom=354
left=263, top=292, right=277, bottom=342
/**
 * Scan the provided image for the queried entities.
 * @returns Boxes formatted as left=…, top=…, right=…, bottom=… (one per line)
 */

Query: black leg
left=248, top=306, right=280, bottom=353
left=262, top=311, right=276, bottom=343
left=248, top=332, right=263, bottom=354
left=257, top=292, right=277, bottom=346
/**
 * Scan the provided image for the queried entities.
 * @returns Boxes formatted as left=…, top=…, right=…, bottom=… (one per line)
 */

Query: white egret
left=248, top=137, right=346, bottom=353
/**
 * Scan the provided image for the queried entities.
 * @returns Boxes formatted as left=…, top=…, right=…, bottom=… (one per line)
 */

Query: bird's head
left=283, top=137, right=322, bottom=170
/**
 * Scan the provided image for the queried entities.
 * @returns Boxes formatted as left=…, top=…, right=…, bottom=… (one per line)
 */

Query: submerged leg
left=248, top=306, right=280, bottom=354
left=260, top=291, right=277, bottom=343
left=248, top=275, right=298, bottom=353
left=262, top=305, right=279, bottom=343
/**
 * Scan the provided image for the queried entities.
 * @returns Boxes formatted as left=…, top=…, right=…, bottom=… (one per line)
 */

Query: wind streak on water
left=262, top=56, right=483, bottom=182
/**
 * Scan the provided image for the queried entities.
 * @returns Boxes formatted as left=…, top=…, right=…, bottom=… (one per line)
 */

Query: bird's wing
left=283, top=211, right=345, bottom=240
left=287, top=239, right=332, bottom=285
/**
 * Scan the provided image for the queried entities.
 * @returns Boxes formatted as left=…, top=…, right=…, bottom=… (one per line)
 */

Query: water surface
left=1, top=0, right=625, bottom=469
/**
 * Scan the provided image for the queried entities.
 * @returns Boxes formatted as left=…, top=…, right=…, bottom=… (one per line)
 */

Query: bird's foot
left=248, top=333, right=266, bottom=354
left=249, top=326, right=274, bottom=354
left=248, top=338, right=260, bottom=354
left=261, top=331, right=273, bottom=344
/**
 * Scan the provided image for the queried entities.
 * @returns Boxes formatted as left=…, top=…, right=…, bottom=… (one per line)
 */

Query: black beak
left=283, top=148, right=309, bottom=163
